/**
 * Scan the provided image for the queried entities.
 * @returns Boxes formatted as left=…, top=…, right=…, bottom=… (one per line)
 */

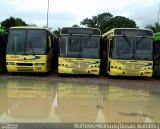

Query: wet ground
left=0, top=72, right=160, bottom=128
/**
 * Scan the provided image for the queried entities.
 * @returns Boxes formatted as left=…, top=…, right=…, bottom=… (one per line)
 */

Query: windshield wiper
left=122, top=35, right=135, bottom=59
left=123, top=35, right=131, bottom=45
left=136, top=36, right=145, bottom=44
left=27, top=42, right=35, bottom=55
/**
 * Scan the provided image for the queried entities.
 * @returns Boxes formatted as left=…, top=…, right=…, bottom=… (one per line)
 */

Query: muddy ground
left=0, top=71, right=160, bottom=94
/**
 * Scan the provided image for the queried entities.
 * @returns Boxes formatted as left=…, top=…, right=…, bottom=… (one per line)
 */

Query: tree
left=145, top=24, right=155, bottom=31
left=1, top=16, right=27, bottom=29
left=81, top=12, right=113, bottom=30
left=105, top=16, right=137, bottom=33
left=145, top=22, right=160, bottom=33
left=0, top=26, right=6, bottom=30
left=80, top=13, right=137, bottom=34
left=72, top=24, right=80, bottom=27
left=53, top=27, right=61, bottom=37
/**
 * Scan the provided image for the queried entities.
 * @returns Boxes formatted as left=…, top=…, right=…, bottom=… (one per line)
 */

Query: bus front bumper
left=108, top=69, right=153, bottom=77
left=58, top=66, right=100, bottom=75
left=6, top=64, right=49, bottom=73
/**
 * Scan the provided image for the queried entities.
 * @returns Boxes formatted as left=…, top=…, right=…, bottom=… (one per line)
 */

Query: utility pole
left=158, top=3, right=160, bottom=23
left=47, top=0, right=49, bottom=27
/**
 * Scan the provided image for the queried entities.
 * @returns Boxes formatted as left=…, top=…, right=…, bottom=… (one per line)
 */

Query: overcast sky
left=0, top=0, right=159, bottom=30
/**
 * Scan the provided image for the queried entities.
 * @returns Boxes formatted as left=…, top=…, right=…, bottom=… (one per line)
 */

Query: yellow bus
left=102, top=28, right=153, bottom=77
left=6, top=26, right=57, bottom=73
left=58, top=27, right=101, bottom=75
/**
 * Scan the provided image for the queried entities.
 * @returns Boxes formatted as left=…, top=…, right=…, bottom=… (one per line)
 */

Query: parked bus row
left=0, top=26, right=159, bottom=77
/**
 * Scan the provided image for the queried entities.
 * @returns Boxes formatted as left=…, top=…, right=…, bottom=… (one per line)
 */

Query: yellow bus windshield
left=112, top=36, right=152, bottom=60
left=59, top=35, right=100, bottom=59
left=7, top=29, right=47, bottom=55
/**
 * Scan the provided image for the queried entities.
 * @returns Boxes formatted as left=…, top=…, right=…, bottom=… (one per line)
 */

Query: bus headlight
left=7, top=62, right=15, bottom=65
left=111, top=66, right=118, bottom=69
left=34, top=63, right=45, bottom=66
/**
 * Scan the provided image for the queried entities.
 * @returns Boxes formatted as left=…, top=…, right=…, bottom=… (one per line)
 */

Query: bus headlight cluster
left=34, top=63, right=45, bottom=66
left=111, top=66, right=121, bottom=69
left=144, top=67, right=152, bottom=70
left=91, top=65, right=100, bottom=68
left=6, top=62, right=15, bottom=65
left=58, top=64, right=68, bottom=67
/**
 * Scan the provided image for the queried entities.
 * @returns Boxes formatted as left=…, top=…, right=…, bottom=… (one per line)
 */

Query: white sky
left=0, top=0, right=159, bottom=30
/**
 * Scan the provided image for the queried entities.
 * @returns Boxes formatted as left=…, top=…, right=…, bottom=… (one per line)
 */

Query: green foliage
left=53, top=28, right=61, bottom=37
left=72, top=24, right=80, bottom=27
left=0, top=26, right=6, bottom=30
left=154, top=22, right=160, bottom=32
left=80, top=13, right=137, bottom=34
left=145, top=22, right=160, bottom=33
left=1, top=16, right=27, bottom=29
left=105, top=16, right=137, bottom=33
left=81, top=12, right=113, bottom=29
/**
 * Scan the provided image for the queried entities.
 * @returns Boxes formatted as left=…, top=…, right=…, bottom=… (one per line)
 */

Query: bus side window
left=48, top=35, right=52, bottom=48
left=109, top=39, right=113, bottom=58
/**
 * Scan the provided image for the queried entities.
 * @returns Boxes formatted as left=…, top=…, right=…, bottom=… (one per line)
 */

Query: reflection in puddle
left=118, top=112, right=153, bottom=118
left=56, top=82, right=102, bottom=122
left=0, top=80, right=7, bottom=118
left=0, top=79, right=159, bottom=123
left=107, top=86, right=150, bottom=101
left=103, top=85, right=160, bottom=123
left=1, top=79, right=58, bottom=123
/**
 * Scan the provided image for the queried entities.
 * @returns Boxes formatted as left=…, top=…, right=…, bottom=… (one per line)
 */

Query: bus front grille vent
left=16, top=63, right=33, bottom=66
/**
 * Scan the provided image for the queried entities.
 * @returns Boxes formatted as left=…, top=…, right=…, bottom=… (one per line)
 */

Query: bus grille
left=80, top=63, right=91, bottom=67
left=17, top=68, right=34, bottom=72
left=125, top=65, right=142, bottom=70
left=72, top=68, right=86, bottom=73
left=70, top=62, right=93, bottom=68
left=126, top=70, right=140, bottom=75
left=17, top=63, right=33, bottom=66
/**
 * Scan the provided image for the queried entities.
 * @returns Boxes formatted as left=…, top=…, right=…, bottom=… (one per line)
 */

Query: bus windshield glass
left=7, top=29, right=47, bottom=54
left=60, top=36, right=100, bottom=58
left=112, top=36, right=152, bottom=60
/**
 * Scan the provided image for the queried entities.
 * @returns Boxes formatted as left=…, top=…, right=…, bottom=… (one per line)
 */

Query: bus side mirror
left=48, top=36, right=51, bottom=48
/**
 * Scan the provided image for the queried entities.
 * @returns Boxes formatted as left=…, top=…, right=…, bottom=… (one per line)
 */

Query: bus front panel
left=6, top=55, right=51, bottom=72
left=58, top=57, right=100, bottom=75
left=108, top=59, right=153, bottom=77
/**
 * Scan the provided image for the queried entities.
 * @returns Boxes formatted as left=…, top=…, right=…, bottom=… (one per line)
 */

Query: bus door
left=107, top=38, right=113, bottom=73
left=154, top=41, right=160, bottom=75
left=100, top=38, right=106, bottom=74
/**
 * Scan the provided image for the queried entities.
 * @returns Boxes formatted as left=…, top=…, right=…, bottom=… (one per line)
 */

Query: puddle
left=0, top=79, right=160, bottom=124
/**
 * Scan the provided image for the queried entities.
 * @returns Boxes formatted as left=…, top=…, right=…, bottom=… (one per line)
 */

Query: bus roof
left=9, top=26, right=56, bottom=36
left=102, top=28, right=153, bottom=38
left=154, top=32, right=160, bottom=41
left=61, top=27, right=101, bottom=35
left=10, top=26, right=50, bottom=30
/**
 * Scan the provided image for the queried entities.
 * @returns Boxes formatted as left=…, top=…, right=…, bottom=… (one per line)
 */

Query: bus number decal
left=117, top=61, right=126, bottom=64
